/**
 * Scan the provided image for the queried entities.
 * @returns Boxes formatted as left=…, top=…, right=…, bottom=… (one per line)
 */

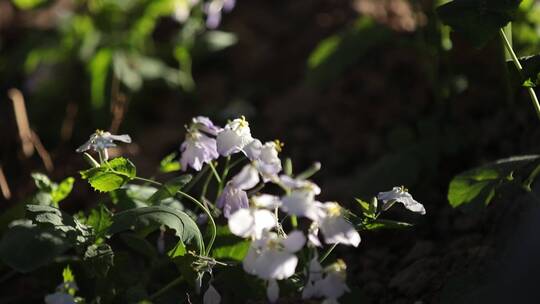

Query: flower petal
left=281, top=230, right=306, bottom=253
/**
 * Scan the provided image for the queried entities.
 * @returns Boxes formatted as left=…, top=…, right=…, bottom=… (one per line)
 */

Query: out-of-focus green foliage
left=3, top=0, right=237, bottom=115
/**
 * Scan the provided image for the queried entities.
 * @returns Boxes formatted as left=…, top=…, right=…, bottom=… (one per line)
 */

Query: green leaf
left=83, top=243, right=114, bottom=277
left=436, top=0, right=522, bottom=48
left=362, top=218, right=413, bottom=231
left=26, top=205, right=92, bottom=244
left=87, top=204, right=113, bottom=238
left=210, top=226, right=250, bottom=261
left=0, top=222, right=70, bottom=273
left=159, top=153, right=182, bottom=173
left=51, top=177, right=75, bottom=204
left=448, top=155, right=540, bottom=208
left=12, top=0, right=46, bottom=10
left=31, top=172, right=53, bottom=191
left=168, top=241, right=187, bottom=258
left=63, top=265, right=75, bottom=283
left=147, top=175, right=192, bottom=205
left=355, top=198, right=377, bottom=219
left=88, top=48, right=112, bottom=109
left=108, top=206, right=203, bottom=254
left=80, top=157, right=136, bottom=192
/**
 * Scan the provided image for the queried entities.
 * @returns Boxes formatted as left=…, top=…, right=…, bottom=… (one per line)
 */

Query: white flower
left=280, top=189, right=321, bottom=221
left=316, top=260, right=350, bottom=300
left=228, top=208, right=276, bottom=239
left=203, top=284, right=221, bottom=304
left=267, top=279, right=279, bottom=303
left=251, top=194, right=281, bottom=209
left=180, top=131, right=219, bottom=171
left=317, top=202, right=360, bottom=247
left=377, top=186, right=425, bottom=215
left=216, top=116, right=253, bottom=156
left=44, top=292, right=76, bottom=304
left=243, top=230, right=305, bottom=280
left=76, top=130, right=131, bottom=161
left=279, top=175, right=321, bottom=195
left=303, top=259, right=350, bottom=302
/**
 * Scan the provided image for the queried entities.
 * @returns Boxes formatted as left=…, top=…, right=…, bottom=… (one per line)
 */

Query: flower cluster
left=174, top=116, right=426, bottom=303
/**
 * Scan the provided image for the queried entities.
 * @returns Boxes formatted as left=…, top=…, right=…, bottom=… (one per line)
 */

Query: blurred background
left=1, top=0, right=540, bottom=303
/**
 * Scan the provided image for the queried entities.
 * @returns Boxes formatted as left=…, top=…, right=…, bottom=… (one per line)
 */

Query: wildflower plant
left=0, top=116, right=425, bottom=303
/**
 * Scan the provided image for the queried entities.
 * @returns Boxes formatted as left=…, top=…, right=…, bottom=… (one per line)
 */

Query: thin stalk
left=216, top=157, right=231, bottom=197
left=319, top=243, right=339, bottom=263
left=177, top=190, right=217, bottom=256
left=208, top=161, right=222, bottom=183
left=499, top=28, right=540, bottom=120
left=133, top=176, right=162, bottom=187
left=200, top=167, right=214, bottom=202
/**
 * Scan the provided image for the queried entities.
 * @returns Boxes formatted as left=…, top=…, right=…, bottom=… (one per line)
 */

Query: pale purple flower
left=76, top=130, right=131, bottom=161
left=204, top=0, right=236, bottom=29
left=192, top=116, right=223, bottom=136
left=217, top=184, right=249, bottom=218
left=245, top=140, right=282, bottom=182
left=217, top=164, right=260, bottom=217
left=180, top=131, right=219, bottom=171
left=44, top=292, right=76, bottom=304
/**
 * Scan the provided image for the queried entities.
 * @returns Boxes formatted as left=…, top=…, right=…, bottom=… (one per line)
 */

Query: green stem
left=499, top=28, right=540, bottom=120
left=176, top=190, right=217, bottom=256
left=133, top=176, right=162, bottom=187
left=217, top=157, right=231, bottom=197
left=149, top=276, right=183, bottom=300
left=208, top=162, right=222, bottom=183
left=319, top=243, right=339, bottom=263
left=200, top=167, right=214, bottom=202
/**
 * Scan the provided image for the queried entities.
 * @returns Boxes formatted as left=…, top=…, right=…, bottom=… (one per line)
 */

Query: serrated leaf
left=147, top=175, right=192, bottom=205
left=108, top=206, right=203, bottom=254
left=84, top=243, right=114, bottom=277
left=26, top=205, right=92, bottom=245
left=436, top=0, right=522, bottom=48
left=80, top=157, right=136, bottom=192
left=0, top=223, right=70, bottom=273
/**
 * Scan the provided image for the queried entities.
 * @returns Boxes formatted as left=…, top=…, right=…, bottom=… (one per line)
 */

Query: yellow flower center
left=273, top=139, right=284, bottom=153
left=326, top=202, right=342, bottom=217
